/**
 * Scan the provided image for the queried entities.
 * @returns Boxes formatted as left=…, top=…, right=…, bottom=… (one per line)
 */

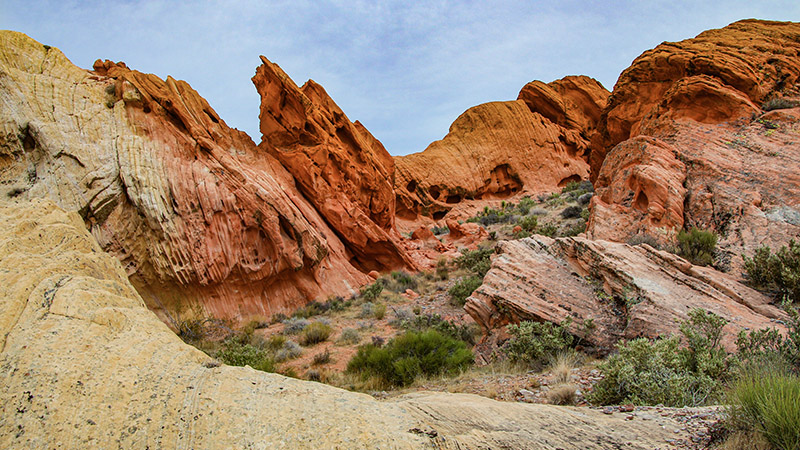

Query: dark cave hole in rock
left=429, top=186, right=441, bottom=200
left=445, top=194, right=461, bottom=204
left=406, top=180, right=417, bottom=193
left=558, top=174, right=582, bottom=187
left=634, top=191, right=649, bottom=212
left=432, top=210, right=447, bottom=220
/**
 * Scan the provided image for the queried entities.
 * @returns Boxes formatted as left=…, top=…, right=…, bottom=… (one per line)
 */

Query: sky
left=3, top=1, right=800, bottom=156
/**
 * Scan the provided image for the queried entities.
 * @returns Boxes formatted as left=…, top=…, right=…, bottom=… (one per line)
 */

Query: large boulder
left=394, top=76, right=608, bottom=223
left=588, top=20, right=800, bottom=268
left=0, top=199, right=711, bottom=449
left=466, top=236, right=787, bottom=357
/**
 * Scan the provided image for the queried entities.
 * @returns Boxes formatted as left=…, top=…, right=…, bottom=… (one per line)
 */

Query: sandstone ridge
left=0, top=199, right=712, bottom=450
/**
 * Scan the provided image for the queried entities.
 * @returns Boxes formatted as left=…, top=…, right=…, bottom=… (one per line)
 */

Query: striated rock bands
left=466, top=236, right=786, bottom=357
left=588, top=20, right=800, bottom=265
left=0, top=31, right=373, bottom=322
left=394, top=76, right=608, bottom=222
left=253, top=56, right=415, bottom=273
left=0, top=199, right=707, bottom=450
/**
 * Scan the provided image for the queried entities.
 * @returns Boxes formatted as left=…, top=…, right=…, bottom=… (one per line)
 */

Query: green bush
left=360, top=281, right=384, bottom=301
left=346, top=330, right=474, bottom=387
left=384, top=270, right=418, bottom=293
left=399, top=313, right=480, bottom=345
left=518, top=215, right=538, bottom=233
left=299, top=321, right=333, bottom=346
left=677, top=227, right=717, bottom=266
left=504, top=318, right=574, bottom=369
left=517, top=196, right=535, bottom=215
left=727, top=365, right=800, bottom=450
left=743, top=240, right=800, bottom=302
left=338, top=328, right=361, bottom=345
left=735, top=305, right=800, bottom=371
left=454, top=247, right=493, bottom=277
left=588, top=309, right=729, bottom=406
left=215, top=338, right=276, bottom=372
left=762, top=98, right=800, bottom=111
left=449, top=275, right=483, bottom=306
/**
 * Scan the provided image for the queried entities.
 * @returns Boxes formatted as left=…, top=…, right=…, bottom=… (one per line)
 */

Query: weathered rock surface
left=254, top=56, right=415, bottom=273
left=394, top=76, right=608, bottom=223
left=0, top=199, right=713, bottom=449
left=588, top=20, right=800, bottom=265
left=0, top=31, right=377, bottom=322
left=466, top=236, right=787, bottom=356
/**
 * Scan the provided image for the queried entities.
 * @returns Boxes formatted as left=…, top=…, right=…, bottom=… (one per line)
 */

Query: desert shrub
left=312, top=349, right=332, bottom=365
left=588, top=309, right=729, bottom=406
left=373, top=303, right=387, bottom=320
left=360, top=281, right=384, bottom=301
left=346, top=330, right=474, bottom=387
left=265, top=334, right=287, bottom=351
left=282, top=317, right=309, bottom=335
left=299, top=321, right=333, bottom=346
left=536, top=223, right=558, bottom=237
left=743, top=240, right=800, bottom=302
left=274, top=340, right=302, bottom=362
left=399, top=313, right=480, bottom=345
left=518, top=215, right=538, bottom=233
left=338, top=328, right=361, bottom=345
left=561, top=222, right=586, bottom=237
left=270, top=312, right=288, bottom=324
left=627, top=234, right=661, bottom=249
left=727, top=365, right=800, bottom=450
left=435, top=256, right=449, bottom=280
left=454, top=247, right=493, bottom=277
left=293, top=301, right=326, bottom=318
left=735, top=305, right=800, bottom=371
left=548, top=383, right=578, bottom=405
left=385, top=270, right=418, bottom=293
left=359, top=302, right=376, bottom=318
left=517, top=196, right=535, bottom=215
left=577, top=192, right=593, bottom=206
left=431, top=225, right=449, bottom=235
left=676, top=227, right=717, bottom=266
left=215, top=338, right=276, bottom=372
left=762, top=98, right=800, bottom=111
left=561, top=181, right=582, bottom=193
left=504, top=318, right=574, bottom=369
left=560, top=205, right=583, bottom=219
left=449, top=275, right=483, bottom=306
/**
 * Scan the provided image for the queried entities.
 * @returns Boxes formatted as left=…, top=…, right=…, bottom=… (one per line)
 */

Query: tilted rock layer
left=0, top=31, right=398, bottom=322
left=254, top=56, right=415, bottom=272
left=588, top=20, right=800, bottom=263
left=394, top=76, right=608, bottom=222
left=466, top=236, right=786, bottom=357
left=0, top=199, right=709, bottom=449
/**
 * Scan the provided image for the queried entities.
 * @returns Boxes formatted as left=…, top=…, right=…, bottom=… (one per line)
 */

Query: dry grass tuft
left=549, top=351, right=581, bottom=384
left=547, top=383, right=578, bottom=405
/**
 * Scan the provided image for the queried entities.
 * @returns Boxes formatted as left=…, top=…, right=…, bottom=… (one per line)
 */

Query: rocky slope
left=588, top=20, right=800, bottom=265
left=0, top=198, right=713, bottom=450
left=394, top=76, right=608, bottom=223
left=465, top=236, right=788, bottom=358
left=0, top=30, right=414, bottom=322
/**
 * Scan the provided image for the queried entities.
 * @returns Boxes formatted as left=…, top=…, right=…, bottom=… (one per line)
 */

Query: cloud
left=3, top=0, right=800, bottom=155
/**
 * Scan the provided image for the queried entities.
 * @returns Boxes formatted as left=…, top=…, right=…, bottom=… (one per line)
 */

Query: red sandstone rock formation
left=588, top=20, right=800, bottom=265
left=465, top=236, right=787, bottom=358
left=394, top=76, right=609, bottom=224
left=0, top=31, right=375, bottom=322
left=253, top=56, right=415, bottom=273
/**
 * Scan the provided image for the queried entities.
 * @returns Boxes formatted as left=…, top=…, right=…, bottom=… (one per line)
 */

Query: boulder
left=465, top=236, right=787, bottom=356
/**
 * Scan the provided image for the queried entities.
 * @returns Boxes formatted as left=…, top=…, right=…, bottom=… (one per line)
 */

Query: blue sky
left=3, top=1, right=800, bottom=155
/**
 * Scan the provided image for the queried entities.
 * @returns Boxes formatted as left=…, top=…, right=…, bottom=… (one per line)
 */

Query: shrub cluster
left=299, top=321, right=333, bottom=346
left=676, top=227, right=717, bottom=266
left=448, top=247, right=494, bottom=305
left=743, top=240, right=800, bottom=302
left=346, top=330, right=474, bottom=387
left=398, top=312, right=481, bottom=345
left=360, top=281, right=384, bottom=301
left=762, top=98, right=800, bottom=111
left=449, top=276, right=483, bottom=306
left=504, top=318, right=574, bottom=369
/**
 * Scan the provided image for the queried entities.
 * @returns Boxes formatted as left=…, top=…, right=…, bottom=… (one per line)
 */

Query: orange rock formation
left=588, top=20, right=800, bottom=264
left=394, top=76, right=608, bottom=223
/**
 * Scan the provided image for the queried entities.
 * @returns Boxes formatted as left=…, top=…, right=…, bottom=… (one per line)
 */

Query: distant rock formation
left=588, top=20, right=800, bottom=265
left=0, top=198, right=720, bottom=450
left=394, top=76, right=608, bottom=222
left=465, top=236, right=787, bottom=358
left=0, top=31, right=381, bottom=322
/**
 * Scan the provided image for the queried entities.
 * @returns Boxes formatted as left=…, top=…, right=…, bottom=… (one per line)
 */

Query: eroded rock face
left=588, top=20, right=800, bottom=264
left=0, top=199, right=709, bottom=449
left=0, top=31, right=370, bottom=322
left=394, top=76, right=608, bottom=223
left=253, top=56, right=415, bottom=273
left=465, top=236, right=786, bottom=357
